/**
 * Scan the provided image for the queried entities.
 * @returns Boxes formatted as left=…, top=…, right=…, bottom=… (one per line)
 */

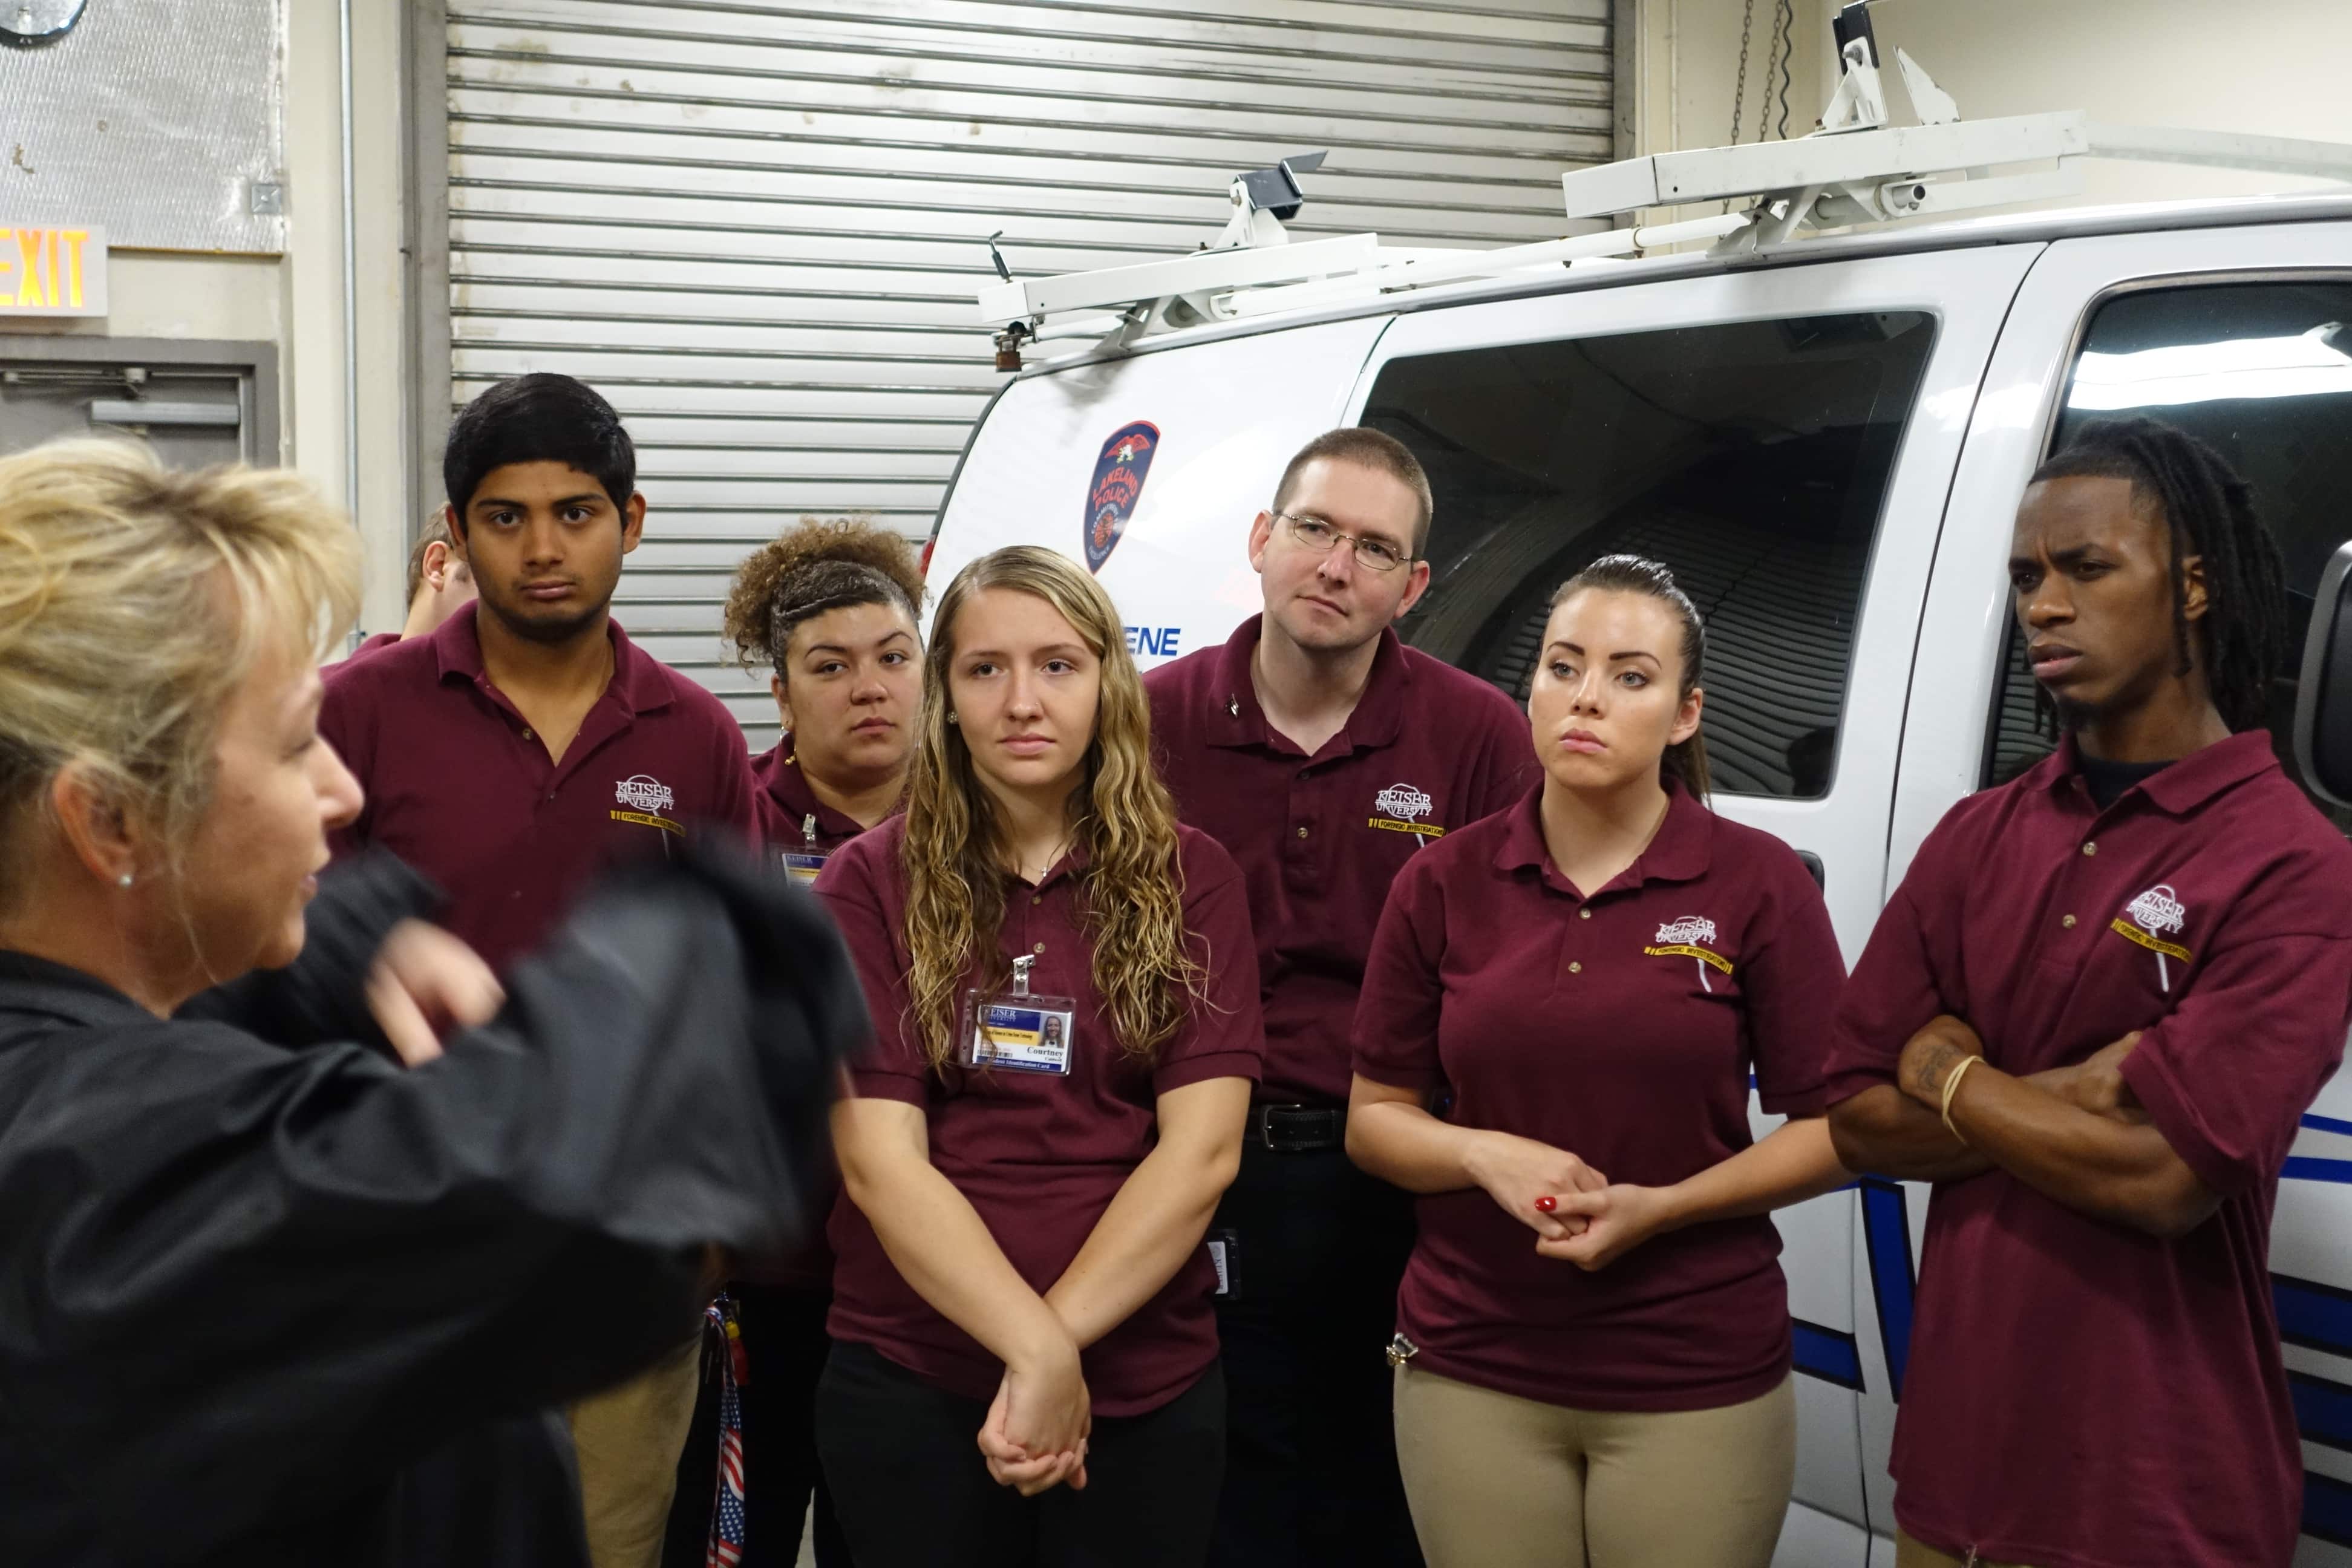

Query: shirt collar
left=430, top=601, right=672, bottom=716
left=0, top=950, right=149, bottom=1027
left=2028, top=729, right=2279, bottom=816
left=754, top=743, right=867, bottom=841
left=1204, top=613, right=1411, bottom=755
left=1491, top=780, right=1713, bottom=892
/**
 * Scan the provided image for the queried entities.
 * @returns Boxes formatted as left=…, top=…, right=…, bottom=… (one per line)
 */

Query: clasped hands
left=978, top=1324, right=1092, bottom=1497
left=1464, top=1131, right=1677, bottom=1272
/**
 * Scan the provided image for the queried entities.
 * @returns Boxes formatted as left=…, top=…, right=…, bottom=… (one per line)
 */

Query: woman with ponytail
left=1345, top=555, right=1851, bottom=1568
left=811, top=546, right=1262, bottom=1568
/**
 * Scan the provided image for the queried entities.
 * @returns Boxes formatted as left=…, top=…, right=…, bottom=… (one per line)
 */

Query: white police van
left=925, top=36, right=2352, bottom=1564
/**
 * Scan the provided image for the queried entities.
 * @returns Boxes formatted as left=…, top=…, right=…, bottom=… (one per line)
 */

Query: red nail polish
left=1534, top=1195, right=1557, bottom=1214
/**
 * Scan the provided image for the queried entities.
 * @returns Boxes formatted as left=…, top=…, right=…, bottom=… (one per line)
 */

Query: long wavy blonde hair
left=901, top=546, right=1203, bottom=1069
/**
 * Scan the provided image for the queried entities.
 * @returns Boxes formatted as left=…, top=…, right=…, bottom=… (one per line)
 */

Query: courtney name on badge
left=960, top=955, right=1077, bottom=1076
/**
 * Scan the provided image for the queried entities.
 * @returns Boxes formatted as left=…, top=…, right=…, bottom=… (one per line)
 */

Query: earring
left=117, top=873, right=133, bottom=889
left=947, top=712, right=958, bottom=726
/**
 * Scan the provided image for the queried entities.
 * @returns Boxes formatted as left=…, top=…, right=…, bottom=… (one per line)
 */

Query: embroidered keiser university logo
left=1368, top=782, right=1443, bottom=843
left=1083, top=420, right=1159, bottom=574
left=1646, top=915, right=1733, bottom=993
left=612, top=773, right=684, bottom=835
left=2112, top=884, right=2192, bottom=988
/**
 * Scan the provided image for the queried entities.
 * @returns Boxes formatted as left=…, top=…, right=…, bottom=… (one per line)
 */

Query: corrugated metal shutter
left=445, top=0, right=1616, bottom=741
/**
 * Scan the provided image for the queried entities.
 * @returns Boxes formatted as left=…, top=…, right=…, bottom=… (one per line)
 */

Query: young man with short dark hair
left=1145, top=426, right=1535, bottom=1568
left=322, top=372, right=757, bottom=1568
left=1825, top=417, right=2352, bottom=1568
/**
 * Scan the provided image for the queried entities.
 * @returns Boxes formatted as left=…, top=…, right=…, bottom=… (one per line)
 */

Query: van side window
left=1982, top=280, right=2352, bottom=832
left=1363, top=312, right=1935, bottom=799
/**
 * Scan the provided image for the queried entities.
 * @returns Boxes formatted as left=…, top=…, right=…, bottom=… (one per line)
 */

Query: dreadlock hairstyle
left=1548, top=554, right=1713, bottom=800
left=899, top=546, right=1206, bottom=1072
left=2030, top=417, right=2287, bottom=734
left=722, top=517, right=926, bottom=679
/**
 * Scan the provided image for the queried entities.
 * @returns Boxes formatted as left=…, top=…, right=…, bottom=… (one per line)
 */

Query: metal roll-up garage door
left=445, top=0, right=1617, bottom=740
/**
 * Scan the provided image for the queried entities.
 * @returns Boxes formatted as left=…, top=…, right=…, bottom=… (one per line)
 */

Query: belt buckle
left=1257, top=1102, right=1321, bottom=1152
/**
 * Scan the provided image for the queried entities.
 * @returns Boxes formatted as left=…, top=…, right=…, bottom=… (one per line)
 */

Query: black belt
left=1246, top=1102, right=1347, bottom=1152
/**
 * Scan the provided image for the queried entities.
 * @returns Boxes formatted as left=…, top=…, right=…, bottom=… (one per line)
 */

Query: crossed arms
left=1826, top=1017, right=2220, bottom=1239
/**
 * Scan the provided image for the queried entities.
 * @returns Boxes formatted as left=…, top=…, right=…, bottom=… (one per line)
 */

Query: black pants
left=815, top=1339, right=1226, bottom=1568
left=1210, top=1138, right=1423, bottom=1568
left=665, top=1285, right=849, bottom=1568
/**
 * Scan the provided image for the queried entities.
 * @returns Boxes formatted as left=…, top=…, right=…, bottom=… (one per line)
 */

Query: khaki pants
left=1895, top=1529, right=2040, bottom=1568
left=566, top=1333, right=705, bottom=1568
left=1393, top=1362, right=1794, bottom=1568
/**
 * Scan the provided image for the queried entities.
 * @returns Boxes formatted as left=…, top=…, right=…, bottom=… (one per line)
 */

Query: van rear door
left=1339, top=244, right=2042, bottom=1561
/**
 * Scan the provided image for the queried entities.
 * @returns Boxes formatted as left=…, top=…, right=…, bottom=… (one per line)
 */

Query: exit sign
left=1, top=224, right=106, bottom=317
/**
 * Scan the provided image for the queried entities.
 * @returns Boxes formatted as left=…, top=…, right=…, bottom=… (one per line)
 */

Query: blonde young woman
left=811, top=546, right=1264, bottom=1568
left=0, top=440, right=862, bottom=1568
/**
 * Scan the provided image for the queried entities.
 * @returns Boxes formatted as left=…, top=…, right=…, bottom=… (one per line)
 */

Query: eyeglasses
left=1272, top=512, right=1413, bottom=573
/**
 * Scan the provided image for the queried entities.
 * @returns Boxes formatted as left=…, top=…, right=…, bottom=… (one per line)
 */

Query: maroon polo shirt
left=352, top=630, right=402, bottom=659
left=1825, top=732, right=2352, bottom=1568
left=1354, top=785, right=1841, bottom=1411
left=751, top=739, right=880, bottom=1290
left=1146, top=615, right=1535, bottom=1105
left=751, top=740, right=871, bottom=863
left=321, top=601, right=758, bottom=971
left=814, top=817, right=1264, bottom=1417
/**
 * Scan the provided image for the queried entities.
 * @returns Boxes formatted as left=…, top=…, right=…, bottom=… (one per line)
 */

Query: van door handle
left=1795, top=851, right=1825, bottom=890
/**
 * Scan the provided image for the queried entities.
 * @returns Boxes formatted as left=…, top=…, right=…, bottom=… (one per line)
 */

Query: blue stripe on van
left=2276, top=1274, right=2352, bottom=1359
left=2308, top=1472, right=2352, bottom=1550
left=2284, top=1156, right=2352, bottom=1184
left=1858, top=1178, right=1916, bottom=1403
left=1791, top=1319, right=1864, bottom=1391
left=2291, top=1371, right=2352, bottom=1454
left=2302, top=1112, right=2352, bottom=1138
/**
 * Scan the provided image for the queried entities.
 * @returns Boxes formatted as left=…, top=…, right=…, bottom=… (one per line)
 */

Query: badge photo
left=960, top=955, right=1079, bottom=1076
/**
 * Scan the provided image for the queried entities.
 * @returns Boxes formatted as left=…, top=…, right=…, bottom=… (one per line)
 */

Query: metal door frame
left=0, top=335, right=281, bottom=465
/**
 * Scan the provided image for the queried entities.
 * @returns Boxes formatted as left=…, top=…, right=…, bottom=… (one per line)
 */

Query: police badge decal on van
left=1084, top=421, right=1159, bottom=573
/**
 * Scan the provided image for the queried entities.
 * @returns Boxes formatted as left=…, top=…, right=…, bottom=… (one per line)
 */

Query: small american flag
left=705, top=1295, right=748, bottom=1568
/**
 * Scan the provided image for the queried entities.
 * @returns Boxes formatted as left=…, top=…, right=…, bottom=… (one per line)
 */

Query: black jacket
left=0, top=846, right=864, bottom=1568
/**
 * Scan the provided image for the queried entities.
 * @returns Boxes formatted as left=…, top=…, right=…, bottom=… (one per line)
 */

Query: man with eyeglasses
left=1145, top=426, right=1535, bottom=1568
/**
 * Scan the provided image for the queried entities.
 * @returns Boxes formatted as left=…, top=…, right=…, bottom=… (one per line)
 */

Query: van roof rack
left=976, top=2, right=2352, bottom=369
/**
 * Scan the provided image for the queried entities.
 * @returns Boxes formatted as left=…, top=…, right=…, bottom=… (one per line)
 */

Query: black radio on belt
left=1246, top=1102, right=1346, bottom=1152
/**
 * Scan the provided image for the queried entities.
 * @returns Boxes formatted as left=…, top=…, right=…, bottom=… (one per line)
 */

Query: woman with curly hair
left=812, top=546, right=1264, bottom=1568
left=712, top=516, right=925, bottom=1567
left=723, top=517, right=926, bottom=880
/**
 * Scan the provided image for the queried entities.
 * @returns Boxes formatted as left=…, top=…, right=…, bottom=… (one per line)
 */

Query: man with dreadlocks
left=1824, top=416, right=2352, bottom=1568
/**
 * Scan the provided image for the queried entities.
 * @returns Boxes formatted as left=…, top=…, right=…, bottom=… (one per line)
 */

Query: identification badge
left=959, top=955, right=1076, bottom=1076
left=783, top=814, right=829, bottom=886
left=1206, top=1227, right=1241, bottom=1299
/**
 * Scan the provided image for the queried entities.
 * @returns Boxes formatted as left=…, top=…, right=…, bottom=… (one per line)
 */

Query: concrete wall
left=10, top=0, right=414, bottom=637
left=1636, top=0, right=2352, bottom=210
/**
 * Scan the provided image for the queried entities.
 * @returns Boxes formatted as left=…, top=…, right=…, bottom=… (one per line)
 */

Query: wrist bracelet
left=1939, top=1054, right=1982, bottom=1145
